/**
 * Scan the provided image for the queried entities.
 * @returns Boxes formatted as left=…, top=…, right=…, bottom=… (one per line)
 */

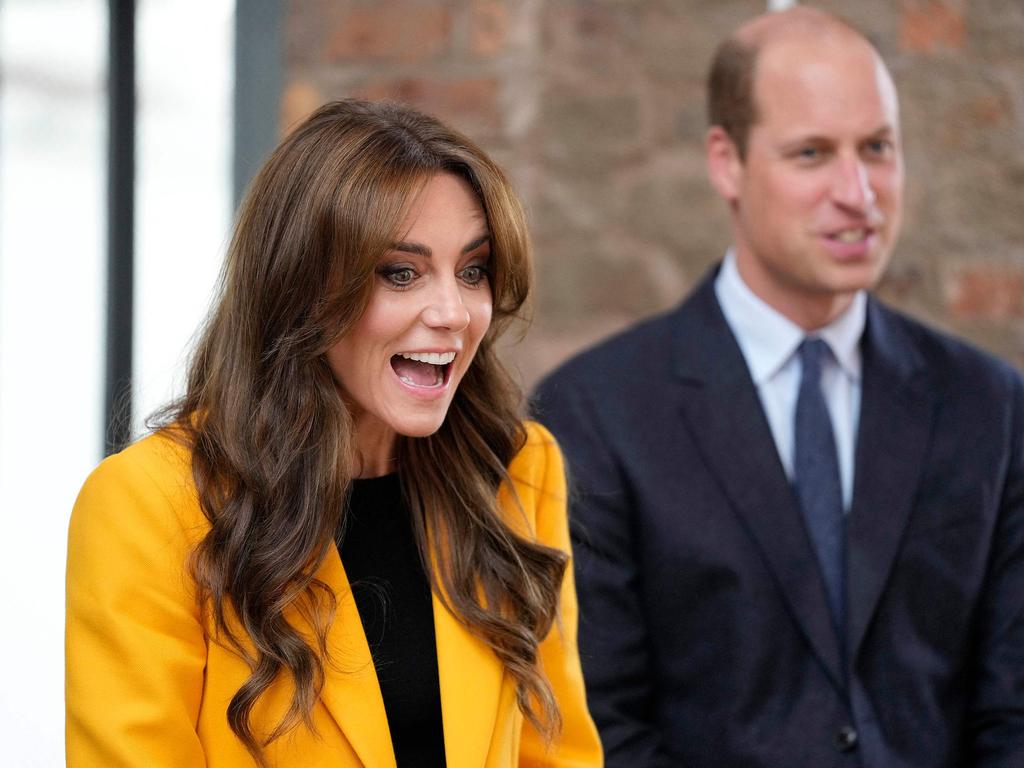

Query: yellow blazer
left=66, top=421, right=602, bottom=767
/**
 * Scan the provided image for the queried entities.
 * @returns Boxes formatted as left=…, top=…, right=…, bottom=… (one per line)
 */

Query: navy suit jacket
left=533, top=271, right=1024, bottom=767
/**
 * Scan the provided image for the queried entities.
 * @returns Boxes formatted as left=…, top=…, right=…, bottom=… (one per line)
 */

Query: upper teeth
left=836, top=228, right=867, bottom=243
left=400, top=351, right=456, bottom=365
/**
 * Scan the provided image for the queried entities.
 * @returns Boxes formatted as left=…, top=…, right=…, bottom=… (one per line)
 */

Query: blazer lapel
left=315, top=546, right=397, bottom=768
left=846, top=300, right=936, bottom=659
left=433, top=588, right=505, bottom=768
left=672, top=276, right=846, bottom=691
left=312, top=533, right=504, bottom=768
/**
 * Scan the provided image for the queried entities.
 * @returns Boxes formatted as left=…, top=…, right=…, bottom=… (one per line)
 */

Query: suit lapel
left=433, top=588, right=504, bottom=768
left=315, top=546, right=397, bottom=768
left=846, top=301, right=935, bottom=659
left=672, top=277, right=846, bottom=691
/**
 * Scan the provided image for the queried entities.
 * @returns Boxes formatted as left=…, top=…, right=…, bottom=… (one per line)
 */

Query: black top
left=337, top=473, right=447, bottom=768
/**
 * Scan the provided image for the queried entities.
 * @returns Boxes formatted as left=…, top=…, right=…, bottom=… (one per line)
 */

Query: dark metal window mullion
left=104, top=0, right=135, bottom=455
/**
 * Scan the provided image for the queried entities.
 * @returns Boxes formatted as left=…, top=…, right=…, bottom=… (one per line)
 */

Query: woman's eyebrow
left=461, top=233, right=491, bottom=254
left=391, top=232, right=491, bottom=257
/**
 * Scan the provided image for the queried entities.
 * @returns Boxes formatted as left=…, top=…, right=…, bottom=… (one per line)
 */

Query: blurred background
left=1, top=0, right=1021, bottom=763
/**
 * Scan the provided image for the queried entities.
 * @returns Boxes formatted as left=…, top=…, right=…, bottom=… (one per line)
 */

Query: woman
left=66, top=99, right=602, bottom=767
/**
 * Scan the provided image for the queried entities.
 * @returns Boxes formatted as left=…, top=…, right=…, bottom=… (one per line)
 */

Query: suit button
left=833, top=725, right=858, bottom=753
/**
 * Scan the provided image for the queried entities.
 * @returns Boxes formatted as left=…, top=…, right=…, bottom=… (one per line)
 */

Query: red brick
left=355, top=76, right=502, bottom=138
left=283, top=0, right=1024, bottom=374
left=280, top=80, right=323, bottom=132
left=470, top=0, right=510, bottom=57
left=947, top=265, right=1024, bottom=321
left=900, top=0, right=966, bottom=53
left=968, top=94, right=1010, bottom=127
left=327, top=4, right=452, bottom=63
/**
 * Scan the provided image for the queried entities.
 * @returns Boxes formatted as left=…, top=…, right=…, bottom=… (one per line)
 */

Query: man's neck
left=734, top=253, right=858, bottom=332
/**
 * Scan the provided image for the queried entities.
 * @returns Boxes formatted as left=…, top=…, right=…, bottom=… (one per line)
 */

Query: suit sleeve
left=66, top=447, right=208, bottom=767
left=517, top=423, right=604, bottom=767
left=532, top=379, right=670, bottom=767
left=968, top=372, right=1024, bottom=767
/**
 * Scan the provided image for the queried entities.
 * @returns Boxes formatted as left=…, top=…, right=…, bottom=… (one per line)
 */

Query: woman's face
left=327, top=172, right=493, bottom=473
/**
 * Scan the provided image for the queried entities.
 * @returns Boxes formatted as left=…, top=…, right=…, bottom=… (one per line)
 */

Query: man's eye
left=459, top=265, right=489, bottom=286
left=381, top=266, right=416, bottom=287
left=864, top=139, right=892, bottom=157
left=798, top=146, right=820, bottom=160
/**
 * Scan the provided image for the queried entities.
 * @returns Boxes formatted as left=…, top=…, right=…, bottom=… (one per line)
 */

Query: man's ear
left=706, top=126, right=742, bottom=203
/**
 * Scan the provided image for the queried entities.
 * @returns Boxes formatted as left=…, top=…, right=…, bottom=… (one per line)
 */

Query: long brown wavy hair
left=155, top=99, right=568, bottom=765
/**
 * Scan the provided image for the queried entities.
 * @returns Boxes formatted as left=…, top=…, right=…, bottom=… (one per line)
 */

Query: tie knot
left=799, top=337, right=831, bottom=378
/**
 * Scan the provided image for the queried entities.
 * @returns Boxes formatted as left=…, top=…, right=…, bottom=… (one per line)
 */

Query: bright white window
left=135, top=0, right=234, bottom=432
left=0, top=1, right=233, bottom=762
left=0, top=3, right=106, bottom=763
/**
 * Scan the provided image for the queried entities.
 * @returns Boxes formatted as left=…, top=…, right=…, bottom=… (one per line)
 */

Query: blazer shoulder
left=72, top=429, right=206, bottom=543
left=88, top=428, right=192, bottom=481
left=501, top=421, right=568, bottom=544
left=508, top=421, right=565, bottom=496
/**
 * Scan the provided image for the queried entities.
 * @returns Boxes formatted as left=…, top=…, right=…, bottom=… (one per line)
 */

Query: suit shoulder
left=873, top=301, right=1023, bottom=396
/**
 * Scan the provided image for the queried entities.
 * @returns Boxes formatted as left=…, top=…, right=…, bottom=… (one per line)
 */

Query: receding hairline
left=732, top=6, right=872, bottom=52
left=708, top=7, right=890, bottom=155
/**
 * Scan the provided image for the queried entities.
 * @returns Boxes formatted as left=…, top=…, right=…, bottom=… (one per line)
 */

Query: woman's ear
left=705, top=125, right=743, bottom=203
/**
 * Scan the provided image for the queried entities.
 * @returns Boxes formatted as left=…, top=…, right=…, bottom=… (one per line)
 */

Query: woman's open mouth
left=390, top=351, right=455, bottom=389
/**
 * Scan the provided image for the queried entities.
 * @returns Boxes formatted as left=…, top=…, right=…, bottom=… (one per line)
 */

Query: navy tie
left=794, top=338, right=846, bottom=640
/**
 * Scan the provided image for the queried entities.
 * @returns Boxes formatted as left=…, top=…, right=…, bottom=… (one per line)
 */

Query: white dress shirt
left=714, top=250, right=865, bottom=510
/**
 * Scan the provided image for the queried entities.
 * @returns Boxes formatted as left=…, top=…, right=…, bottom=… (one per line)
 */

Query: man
left=533, top=7, right=1024, bottom=767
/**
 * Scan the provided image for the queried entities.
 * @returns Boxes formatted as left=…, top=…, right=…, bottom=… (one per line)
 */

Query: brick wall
left=284, top=0, right=1024, bottom=383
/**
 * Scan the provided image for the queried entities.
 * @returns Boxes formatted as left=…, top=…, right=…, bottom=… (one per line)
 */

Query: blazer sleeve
left=66, top=440, right=208, bottom=767
left=515, top=423, right=604, bottom=767
left=532, top=376, right=670, bottom=767
left=968, top=372, right=1024, bottom=766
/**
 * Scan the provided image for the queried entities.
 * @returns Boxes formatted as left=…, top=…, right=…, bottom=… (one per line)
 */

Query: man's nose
left=832, top=156, right=876, bottom=211
left=422, top=278, right=471, bottom=331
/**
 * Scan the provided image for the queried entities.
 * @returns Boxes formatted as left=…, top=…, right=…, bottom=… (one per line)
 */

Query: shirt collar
left=714, top=249, right=866, bottom=385
left=816, top=289, right=865, bottom=382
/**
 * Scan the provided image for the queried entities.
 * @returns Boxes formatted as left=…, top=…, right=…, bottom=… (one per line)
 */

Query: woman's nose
left=422, top=278, right=471, bottom=331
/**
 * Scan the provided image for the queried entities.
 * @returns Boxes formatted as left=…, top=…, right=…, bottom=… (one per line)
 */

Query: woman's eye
left=459, top=265, right=489, bottom=286
left=381, top=266, right=416, bottom=287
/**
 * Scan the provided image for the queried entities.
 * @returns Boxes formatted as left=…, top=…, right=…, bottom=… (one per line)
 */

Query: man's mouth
left=390, top=351, right=456, bottom=388
left=828, top=227, right=872, bottom=244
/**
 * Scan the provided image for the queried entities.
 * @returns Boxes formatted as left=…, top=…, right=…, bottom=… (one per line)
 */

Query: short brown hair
left=707, top=8, right=870, bottom=160
left=707, top=35, right=760, bottom=160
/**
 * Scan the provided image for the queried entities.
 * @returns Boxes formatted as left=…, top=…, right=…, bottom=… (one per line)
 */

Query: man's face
left=711, top=34, right=904, bottom=329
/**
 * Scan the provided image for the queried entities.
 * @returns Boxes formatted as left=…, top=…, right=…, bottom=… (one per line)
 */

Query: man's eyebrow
left=391, top=233, right=491, bottom=257
left=778, top=134, right=834, bottom=152
left=779, top=124, right=897, bottom=149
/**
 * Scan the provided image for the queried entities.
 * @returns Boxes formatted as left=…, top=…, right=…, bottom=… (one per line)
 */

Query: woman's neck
left=352, top=415, right=398, bottom=478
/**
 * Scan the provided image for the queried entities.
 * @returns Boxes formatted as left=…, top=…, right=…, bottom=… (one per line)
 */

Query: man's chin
left=822, top=254, right=890, bottom=294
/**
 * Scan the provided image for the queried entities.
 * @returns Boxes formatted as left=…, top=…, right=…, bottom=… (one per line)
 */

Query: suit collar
left=671, top=272, right=847, bottom=691
left=713, top=251, right=868, bottom=386
left=846, top=299, right=935, bottom=657
left=672, top=275, right=937, bottom=673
